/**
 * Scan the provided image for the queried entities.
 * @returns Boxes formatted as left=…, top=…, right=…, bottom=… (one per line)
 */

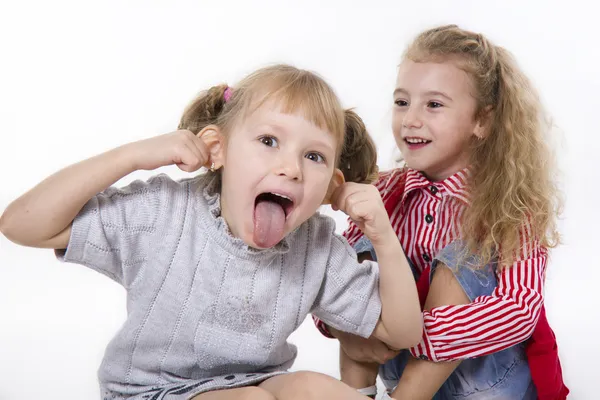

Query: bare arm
left=0, top=130, right=210, bottom=249
left=369, top=230, right=422, bottom=350
left=390, top=265, right=468, bottom=400
left=0, top=145, right=137, bottom=249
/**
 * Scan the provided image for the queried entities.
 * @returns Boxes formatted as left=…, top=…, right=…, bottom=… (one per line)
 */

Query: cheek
left=305, top=171, right=332, bottom=198
left=450, top=111, right=479, bottom=139
left=391, top=110, right=404, bottom=138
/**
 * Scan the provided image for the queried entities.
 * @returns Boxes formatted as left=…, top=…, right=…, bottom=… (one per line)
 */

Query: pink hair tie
left=223, top=87, right=233, bottom=102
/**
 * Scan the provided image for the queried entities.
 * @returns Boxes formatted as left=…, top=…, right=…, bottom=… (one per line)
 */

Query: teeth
left=272, top=193, right=292, bottom=201
left=406, top=138, right=430, bottom=144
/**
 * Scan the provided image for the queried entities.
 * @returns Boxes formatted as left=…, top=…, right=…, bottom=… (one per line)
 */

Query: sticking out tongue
left=253, top=198, right=286, bottom=248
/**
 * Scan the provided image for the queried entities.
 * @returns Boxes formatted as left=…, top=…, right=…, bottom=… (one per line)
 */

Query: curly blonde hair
left=404, top=25, right=562, bottom=268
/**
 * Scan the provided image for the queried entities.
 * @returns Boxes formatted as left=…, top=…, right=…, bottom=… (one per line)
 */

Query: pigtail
left=178, top=84, right=229, bottom=133
left=338, top=109, right=379, bottom=184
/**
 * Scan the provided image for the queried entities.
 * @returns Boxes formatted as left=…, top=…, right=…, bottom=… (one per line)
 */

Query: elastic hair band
left=223, top=87, right=233, bottom=102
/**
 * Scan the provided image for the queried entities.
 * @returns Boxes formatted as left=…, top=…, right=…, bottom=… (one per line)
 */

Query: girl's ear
left=474, top=105, right=494, bottom=139
left=198, top=125, right=226, bottom=169
left=322, top=168, right=345, bottom=205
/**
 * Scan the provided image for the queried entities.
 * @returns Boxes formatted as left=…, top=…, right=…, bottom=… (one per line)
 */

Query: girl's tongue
left=253, top=198, right=286, bottom=248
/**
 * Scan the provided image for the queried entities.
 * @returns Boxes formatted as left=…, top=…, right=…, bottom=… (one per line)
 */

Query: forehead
left=396, top=60, right=474, bottom=96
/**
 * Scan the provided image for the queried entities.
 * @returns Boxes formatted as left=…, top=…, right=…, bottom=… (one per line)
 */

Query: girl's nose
left=402, top=106, right=424, bottom=129
left=275, top=155, right=302, bottom=181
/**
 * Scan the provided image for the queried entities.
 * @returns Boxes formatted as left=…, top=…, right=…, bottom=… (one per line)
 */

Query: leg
left=191, top=387, right=276, bottom=400
left=259, top=371, right=371, bottom=400
left=390, top=264, right=469, bottom=400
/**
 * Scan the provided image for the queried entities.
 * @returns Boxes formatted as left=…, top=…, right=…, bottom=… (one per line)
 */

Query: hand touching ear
left=330, top=182, right=393, bottom=247
left=197, top=125, right=226, bottom=170
left=130, top=130, right=211, bottom=173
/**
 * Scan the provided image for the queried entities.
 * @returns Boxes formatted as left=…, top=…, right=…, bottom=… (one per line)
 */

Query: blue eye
left=428, top=101, right=443, bottom=108
left=259, top=136, right=278, bottom=147
left=394, top=99, right=408, bottom=107
left=306, top=152, right=325, bottom=163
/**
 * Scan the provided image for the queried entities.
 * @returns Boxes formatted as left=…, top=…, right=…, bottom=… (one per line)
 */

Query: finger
left=373, top=347, right=392, bottom=364
left=187, top=132, right=211, bottom=166
left=184, top=135, right=207, bottom=166
left=177, top=142, right=203, bottom=172
left=331, top=184, right=365, bottom=214
left=373, top=351, right=388, bottom=365
left=344, top=196, right=372, bottom=220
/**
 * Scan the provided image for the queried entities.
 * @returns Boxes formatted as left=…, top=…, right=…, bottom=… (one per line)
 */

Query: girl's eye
left=306, top=152, right=325, bottom=164
left=259, top=136, right=278, bottom=147
left=428, top=101, right=443, bottom=108
left=394, top=99, right=408, bottom=107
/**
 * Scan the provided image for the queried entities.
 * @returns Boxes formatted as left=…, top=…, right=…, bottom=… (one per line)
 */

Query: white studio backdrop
left=0, top=1, right=598, bottom=399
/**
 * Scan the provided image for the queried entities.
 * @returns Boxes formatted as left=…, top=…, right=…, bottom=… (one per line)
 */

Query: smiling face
left=215, top=101, right=343, bottom=249
left=392, top=60, right=486, bottom=181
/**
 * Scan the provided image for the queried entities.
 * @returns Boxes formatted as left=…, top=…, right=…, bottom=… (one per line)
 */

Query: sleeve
left=410, top=235, right=547, bottom=362
left=55, top=174, right=171, bottom=288
left=311, top=234, right=382, bottom=339
left=311, top=234, right=379, bottom=338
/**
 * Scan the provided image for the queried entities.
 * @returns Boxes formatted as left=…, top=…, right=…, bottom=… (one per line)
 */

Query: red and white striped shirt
left=314, top=167, right=546, bottom=362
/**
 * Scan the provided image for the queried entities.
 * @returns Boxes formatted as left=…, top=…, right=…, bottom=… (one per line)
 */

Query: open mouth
left=255, top=192, right=294, bottom=218
left=252, top=192, right=295, bottom=248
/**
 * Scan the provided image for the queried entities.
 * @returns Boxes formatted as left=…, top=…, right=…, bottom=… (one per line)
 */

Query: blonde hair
left=178, top=64, right=378, bottom=184
left=404, top=25, right=561, bottom=268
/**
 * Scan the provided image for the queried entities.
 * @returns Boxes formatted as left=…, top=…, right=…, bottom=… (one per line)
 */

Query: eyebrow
left=393, top=88, right=454, bottom=101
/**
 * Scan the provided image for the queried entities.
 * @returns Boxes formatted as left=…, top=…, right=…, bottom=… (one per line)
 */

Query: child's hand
left=331, top=182, right=394, bottom=247
left=331, top=326, right=399, bottom=364
left=129, top=130, right=211, bottom=172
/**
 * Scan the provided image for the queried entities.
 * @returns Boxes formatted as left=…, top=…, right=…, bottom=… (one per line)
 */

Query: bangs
left=236, top=68, right=345, bottom=149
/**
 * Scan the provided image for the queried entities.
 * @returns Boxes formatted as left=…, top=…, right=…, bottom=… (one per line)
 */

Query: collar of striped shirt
left=402, top=167, right=471, bottom=206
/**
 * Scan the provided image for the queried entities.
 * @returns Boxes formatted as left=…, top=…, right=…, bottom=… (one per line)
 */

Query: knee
left=237, top=387, right=277, bottom=400
left=281, top=371, right=342, bottom=399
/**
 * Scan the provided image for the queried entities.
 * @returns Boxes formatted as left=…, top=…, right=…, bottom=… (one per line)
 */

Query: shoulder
left=101, top=173, right=203, bottom=213
left=106, top=173, right=194, bottom=194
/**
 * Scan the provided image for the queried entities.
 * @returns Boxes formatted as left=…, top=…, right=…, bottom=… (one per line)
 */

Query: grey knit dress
left=57, top=173, right=381, bottom=400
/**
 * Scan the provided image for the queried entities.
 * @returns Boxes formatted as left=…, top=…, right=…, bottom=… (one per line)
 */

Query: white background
left=0, top=1, right=598, bottom=399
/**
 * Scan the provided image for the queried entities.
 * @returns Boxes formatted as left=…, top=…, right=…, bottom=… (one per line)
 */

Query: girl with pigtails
left=1, top=65, right=422, bottom=399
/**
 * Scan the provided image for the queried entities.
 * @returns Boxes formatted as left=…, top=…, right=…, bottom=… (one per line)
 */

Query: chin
left=235, top=226, right=256, bottom=247
left=404, top=159, right=426, bottom=171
